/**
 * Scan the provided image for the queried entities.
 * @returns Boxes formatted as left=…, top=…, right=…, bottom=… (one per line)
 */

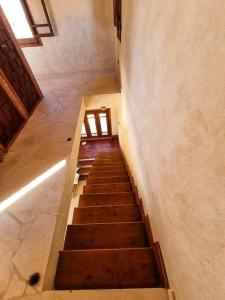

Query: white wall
left=119, top=1, right=225, bottom=300
left=85, top=93, right=121, bottom=135
left=23, top=0, right=116, bottom=75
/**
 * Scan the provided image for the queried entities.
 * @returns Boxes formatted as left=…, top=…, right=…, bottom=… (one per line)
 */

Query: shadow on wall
left=46, top=0, right=57, bottom=35
left=88, top=0, right=114, bottom=60
left=90, top=0, right=113, bottom=26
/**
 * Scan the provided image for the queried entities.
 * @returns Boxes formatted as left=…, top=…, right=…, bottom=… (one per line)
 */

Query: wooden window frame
left=1, top=0, right=54, bottom=47
left=82, top=108, right=112, bottom=140
left=19, top=0, right=42, bottom=47
left=113, top=0, right=121, bottom=42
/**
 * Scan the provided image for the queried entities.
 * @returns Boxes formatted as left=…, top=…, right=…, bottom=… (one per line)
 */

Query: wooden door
left=0, top=8, right=42, bottom=161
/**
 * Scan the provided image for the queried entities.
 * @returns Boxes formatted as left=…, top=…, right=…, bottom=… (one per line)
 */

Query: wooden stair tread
left=73, top=204, right=141, bottom=224
left=83, top=182, right=132, bottom=194
left=78, top=158, right=95, bottom=161
left=79, top=192, right=135, bottom=207
left=64, top=222, right=149, bottom=250
left=54, top=248, right=160, bottom=290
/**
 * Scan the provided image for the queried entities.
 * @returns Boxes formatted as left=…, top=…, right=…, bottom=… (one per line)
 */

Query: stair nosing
left=59, top=246, right=152, bottom=253
left=87, top=175, right=129, bottom=179
left=67, top=221, right=144, bottom=227
left=75, top=204, right=138, bottom=209
left=84, top=182, right=131, bottom=186
left=80, top=191, right=134, bottom=195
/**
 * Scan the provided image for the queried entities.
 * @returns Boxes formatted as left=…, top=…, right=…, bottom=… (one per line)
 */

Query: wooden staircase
left=54, top=148, right=163, bottom=290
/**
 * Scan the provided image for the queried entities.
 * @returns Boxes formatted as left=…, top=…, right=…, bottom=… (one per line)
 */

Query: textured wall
left=23, top=0, right=116, bottom=75
left=119, top=1, right=225, bottom=300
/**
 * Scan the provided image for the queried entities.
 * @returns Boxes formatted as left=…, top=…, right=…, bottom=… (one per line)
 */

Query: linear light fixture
left=0, top=159, right=66, bottom=213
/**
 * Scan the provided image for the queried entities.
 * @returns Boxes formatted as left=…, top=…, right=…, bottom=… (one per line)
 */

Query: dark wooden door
left=0, top=8, right=42, bottom=161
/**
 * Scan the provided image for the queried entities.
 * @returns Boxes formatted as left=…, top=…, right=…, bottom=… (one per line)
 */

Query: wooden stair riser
left=94, top=158, right=124, bottom=164
left=73, top=205, right=141, bottom=224
left=78, top=161, right=94, bottom=167
left=96, top=154, right=122, bottom=159
left=79, top=165, right=126, bottom=174
left=92, top=162, right=125, bottom=168
left=95, top=155, right=123, bottom=159
left=64, top=222, right=149, bottom=250
left=54, top=248, right=160, bottom=290
left=87, top=176, right=130, bottom=184
left=95, top=158, right=123, bottom=162
left=79, top=167, right=91, bottom=174
left=83, top=183, right=132, bottom=194
left=79, top=193, right=136, bottom=207
left=78, top=174, right=88, bottom=181
left=96, top=150, right=121, bottom=153
left=90, top=166, right=127, bottom=173
left=88, top=170, right=128, bottom=178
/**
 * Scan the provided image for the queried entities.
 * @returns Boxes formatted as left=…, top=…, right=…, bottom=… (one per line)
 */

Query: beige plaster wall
left=118, top=1, right=225, bottom=300
left=85, top=93, right=121, bottom=135
left=22, top=0, right=116, bottom=75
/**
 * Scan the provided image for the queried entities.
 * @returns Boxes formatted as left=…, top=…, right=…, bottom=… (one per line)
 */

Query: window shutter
left=113, top=0, right=121, bottom=41
left=21, top=0, right=54, bottom=37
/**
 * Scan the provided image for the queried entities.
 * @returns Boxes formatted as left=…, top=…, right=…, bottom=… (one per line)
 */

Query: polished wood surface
left=78, top=138, right=119, bottom=159
left=55, top=248, right=160, bottom=290
left=79, top=192, right=136, bottom=207
left=87, top=175, right=130, bottom=184
left=88, top=170, right=128, bottom=178
left=90, top=166, right=127, bottom=173
left=83, top=182, right=132, bottom=194
left=64, top=222, right=148, bottom=250
left=73, top=205, right=141, bottom=224
left=55, top=139, right=164, bottom=290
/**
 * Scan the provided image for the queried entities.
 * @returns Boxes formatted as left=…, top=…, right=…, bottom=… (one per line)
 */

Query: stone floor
left=0, top=71, right=119, bottom=300
left=15, top=288, right=169, bottom=300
